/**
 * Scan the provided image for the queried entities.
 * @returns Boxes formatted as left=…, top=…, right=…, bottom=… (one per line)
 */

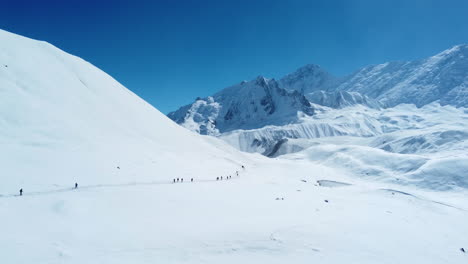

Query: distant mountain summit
left=168, top=76, right=314, bottom=135
left=278, top=64, right=337, bottom=93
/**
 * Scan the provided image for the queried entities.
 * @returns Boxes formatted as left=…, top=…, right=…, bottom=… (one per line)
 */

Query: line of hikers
left=171, top=165, right=245, bottom=184
left=216, top=175, right=233, bottom=181
left=18, top=165, right=246, bottom=195
left=173, top=178, right=194, bottom=183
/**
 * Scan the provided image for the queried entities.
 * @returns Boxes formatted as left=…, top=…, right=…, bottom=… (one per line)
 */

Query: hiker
left=236, top=171, right=238, bottom=176
left=241, top=165, right=245, bottom=169
left=117, top=166, right=120, bottom=169
left=75, top=182, right=78, bottom=189
left=181, top=178, right=184, bottom=182
left=221, top=176, right=223, bottom=180
left=191, top=178, right=193, bottom=182
left=216, top=177, right=219, bottom=181
left=19, top=188, right=23, bottom=196
left=461, top=248, right=466, bottom=253
left=177, top=178, right=179, bottom=182
left=173, top=179, right=176, bottom=183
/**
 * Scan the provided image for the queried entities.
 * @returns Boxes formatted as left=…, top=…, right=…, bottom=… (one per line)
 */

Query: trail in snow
left=0, top=169, right=245, bottom=199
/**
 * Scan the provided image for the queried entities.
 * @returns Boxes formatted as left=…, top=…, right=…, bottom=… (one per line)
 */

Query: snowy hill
left=0, top=28, right=249, bottom=193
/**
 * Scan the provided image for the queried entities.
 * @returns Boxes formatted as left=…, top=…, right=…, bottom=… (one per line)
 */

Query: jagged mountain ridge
left=335, top=44, right=468, bottom=107
left=277, top=45, right=468, bottom=108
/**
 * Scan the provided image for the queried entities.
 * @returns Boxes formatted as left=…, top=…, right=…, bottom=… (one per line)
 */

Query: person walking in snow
left=173, top=179, right=176, bottom=183
left=216, top=177, right=219, bottom=181
left=177, top=178, right=179, bottom=182
left=181, top=178, right=184, bottom=182
left=191, top=178, right=193, bottom=182
left=75, top=182, right=78, bottom=189
left=19, top=188, right=23, bottom=196
left=236, top=171, right=238, bottom=176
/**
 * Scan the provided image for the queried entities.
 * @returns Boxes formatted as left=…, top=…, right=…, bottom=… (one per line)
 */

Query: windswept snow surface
left=1, top=29, right=468, bottom=263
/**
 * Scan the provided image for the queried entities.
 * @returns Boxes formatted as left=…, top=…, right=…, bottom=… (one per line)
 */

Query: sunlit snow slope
left=0, top=29, right=249, bottom=194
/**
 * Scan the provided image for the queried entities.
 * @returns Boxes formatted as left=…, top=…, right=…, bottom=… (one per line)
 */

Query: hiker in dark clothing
left=177, top=178, right=179, bottom=182
left=461, top=248, right=466, bottom=253
left=216, top=177, right=219, bottom=181
left=241, top=165, right=245, bottom=169
left=221, top=176, right=223, bottom=180
left=173, top=179, right=176, bottom=183
left=236, top=171, right=239, bottom=176
left=75, top=183, right=78, bottom=189
left=181, top=178, right=184, bottom=182
left=19, top=189, right=23, bottom=196
left=191, top=178, right=193, bottom=182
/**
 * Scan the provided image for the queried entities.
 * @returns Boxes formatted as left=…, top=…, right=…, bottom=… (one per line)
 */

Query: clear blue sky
left=2, top=0, right=468, bottom=113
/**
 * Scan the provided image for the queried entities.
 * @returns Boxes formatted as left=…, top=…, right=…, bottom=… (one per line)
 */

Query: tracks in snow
left=0, top=174, right=242, bottom=199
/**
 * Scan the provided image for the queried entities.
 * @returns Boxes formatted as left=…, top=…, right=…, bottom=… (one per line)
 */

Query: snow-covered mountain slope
left=277, top=45, right=468, bottom=107
left=335, top=45, right=468, bottom=107
left=168, top=76, right=314, bottom=135
left=273, top=104, right=468, bottom=190
left=219, top=105, right=383, bottom=155
left=306, top=90, right=382, bottom=109
left=0, top=29, right=250, bottom=193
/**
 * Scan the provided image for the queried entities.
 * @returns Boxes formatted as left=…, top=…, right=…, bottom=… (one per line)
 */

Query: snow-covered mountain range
left=170, top=45, right=468, bottom=132
left=169, top=45, right=468, bottom=154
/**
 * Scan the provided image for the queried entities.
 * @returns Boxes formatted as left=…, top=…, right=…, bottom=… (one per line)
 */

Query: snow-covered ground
left=1, top=29, right=467, bottom=263
left=2, top=158, right=468, bottom=263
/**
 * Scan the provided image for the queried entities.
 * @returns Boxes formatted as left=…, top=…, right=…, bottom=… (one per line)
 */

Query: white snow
left=1, top=29, right=468, bottom=264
